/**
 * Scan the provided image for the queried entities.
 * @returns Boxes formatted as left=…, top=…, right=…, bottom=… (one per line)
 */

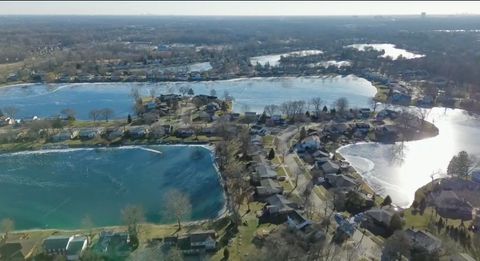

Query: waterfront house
left=318, top=160, right=340, bottom=175
left=175, top=128, right=195, bottom=138
left=188, top=231, right=216, bottom=251
left=51, top=131, right=74, bottom=142
left=43, top=235, right=88, bottom=260
left=287, top=211, right=311, bottom=231
left=107, top=129, right=125, bottom=140
left=65, top=236, right=88, bottom=261
left=97, top=231, right=131, bottom=256
left=325, top=174, right=358, bottom=188
left=43, top=236, right=70, bottom=256
left=432, top=190, right=473, bottom=220
left=125, top=125, right=149, bottom=139
left=404, top=228, right=442, bottom=254
left=78, top=128, right=104, bottom=140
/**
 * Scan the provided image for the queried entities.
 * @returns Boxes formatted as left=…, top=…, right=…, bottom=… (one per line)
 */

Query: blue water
left=0, top=145, right=225, bottom=230
left=0, top=75, right=376, bottom=120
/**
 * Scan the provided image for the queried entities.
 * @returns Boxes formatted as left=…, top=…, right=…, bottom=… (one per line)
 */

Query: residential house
left=7, top=73, right=18, bottom=82
left=318, top=160, right=340, bottom=175
left=358, top=108, right=371, bottom=118
left=0, top=242, right=25, bottom=261
left=197, top=111, right=212, bottom=122
left=43, top=236, right=70, bottom=256
left=125, top=125, right=149, bottom=139
left=256, top=178, right=283, bottom=199
left=205, top=102, right=220, bottom=113
left=389, top=89, right=412, bottom=106
left=188, top=231, right=216, bottom=251
left=432, top=190, right=473, bottom=220
left=252, top=164, right=278, bottom=184
left=300, top=135, right=321, bottom=151
left=65, top=236, right=88, bottom=261
left=107, top=129, right=125, bottom=140
left=325, top=174, right=358, bottom=188
left=287, top=211, right=311, bottom=231
left=97, top=231, right=131, bottom=256
left=51, top=131, right=74, bottom=142
left=404, top=228, right=442, bottom=254
left=361, top=208, right=399, bottom=237
left=162, top=236, right=178, bottom=246
left=260, top=194, right=297, bottom=224
left=78, top=128, right=104, bottom=140
left=244, top=112, right=257, bottom=122
left=175, top=128, right=195, bottom=138
left=43, top=235, right=88, bottom=260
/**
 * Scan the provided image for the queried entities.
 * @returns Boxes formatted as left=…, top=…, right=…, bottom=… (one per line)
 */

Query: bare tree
left=164, top=189, right=192, bottom=230
left=100, top=108, right=114, bottom=122
left=0, top=218, right=14, bottom=240
left=3, top=106, right=18, bottom=119
left=121, top=205, right=145, bottom=236
left=335, top=97, right=349, bottom=115
left=60, top=108, right=76, bottom=120
left=89, top=109, right=101, bottom=123
left=310, top=97, right=323, bottom=118
left=264, top=104, right=279, bottom=117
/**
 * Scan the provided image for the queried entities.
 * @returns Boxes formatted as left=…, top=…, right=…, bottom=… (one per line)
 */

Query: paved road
left=273, top=124, right=383, bottom=260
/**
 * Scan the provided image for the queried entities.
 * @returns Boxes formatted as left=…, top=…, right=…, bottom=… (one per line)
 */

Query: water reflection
left=338, top=107, right=479, bottom=207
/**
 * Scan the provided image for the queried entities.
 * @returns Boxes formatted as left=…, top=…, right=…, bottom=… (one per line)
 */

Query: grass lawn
left=403, top=207, right=466, bottom=230
left=262, top=135, right=274, bottom=148
left=211, top=202, right=276, bottom=261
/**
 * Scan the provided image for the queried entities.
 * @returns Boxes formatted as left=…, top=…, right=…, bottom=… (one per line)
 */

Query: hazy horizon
left=0, top=1, right=479, bottom=16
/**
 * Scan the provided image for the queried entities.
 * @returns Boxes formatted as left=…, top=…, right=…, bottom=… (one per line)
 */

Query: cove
left=0, top=145, right=225, bottom=230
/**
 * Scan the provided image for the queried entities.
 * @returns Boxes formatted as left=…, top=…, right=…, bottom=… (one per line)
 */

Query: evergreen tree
left=268, top=148, right=275, bottom=160
left=382, top=195, right=392, bottom=206
left=127, top=114, right=132, bottom=124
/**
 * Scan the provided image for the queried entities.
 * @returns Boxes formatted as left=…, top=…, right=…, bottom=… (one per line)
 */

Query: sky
left=0, top=1, right=479, bottom=16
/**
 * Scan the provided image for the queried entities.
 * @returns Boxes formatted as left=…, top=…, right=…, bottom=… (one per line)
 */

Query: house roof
left=321, top=160, right=339, bottom=174
left=189, top=231, right=216, bottom=243
left=43, top=236, right=70, bottom=251
left=265, top=194, right=294, bottom=210
left=405, top=229, right=442, bottom=251
left=256, top=164, right=277, bottom=179
left=66, top=237, right=87, bottom=256
left=434, top=190, right=473, bottom=209
left=364, top=208, right=394, bottom=226
left=0, top=242, right=24, bottom=260
left=288, top=210, right=309, bottom=226
left=325, top=174, right=358, bottom=188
